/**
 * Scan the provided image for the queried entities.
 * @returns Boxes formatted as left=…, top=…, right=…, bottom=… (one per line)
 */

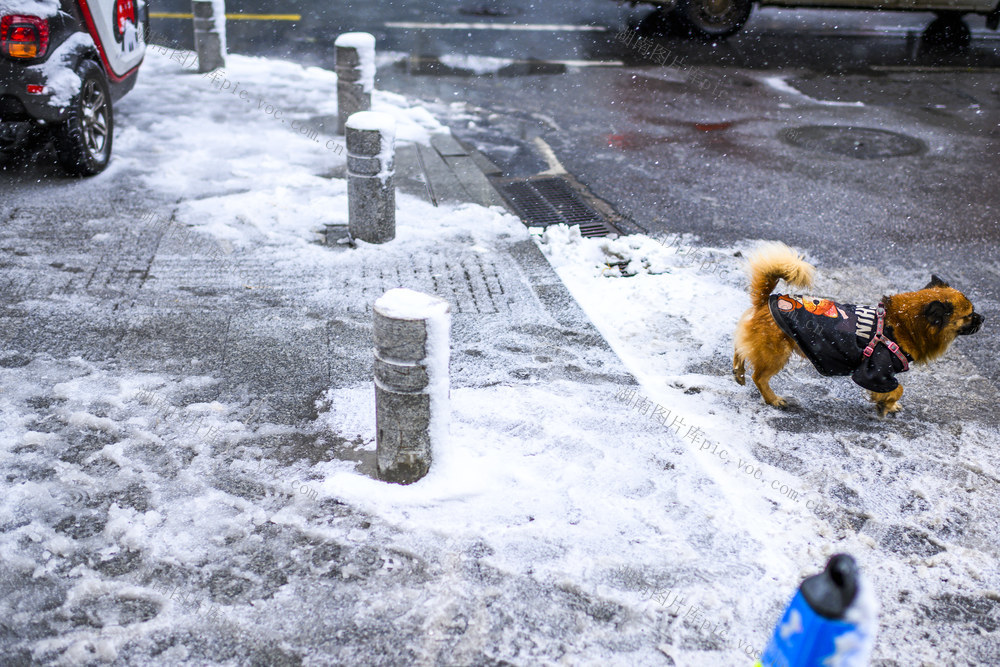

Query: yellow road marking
left=149, top=12, right=301, bottom=21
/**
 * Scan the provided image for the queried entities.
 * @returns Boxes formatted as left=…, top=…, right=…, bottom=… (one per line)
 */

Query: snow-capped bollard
left=755, top=554, right=877, bottom=667
left=192, top=0, right=226, bottom=73
left=373, top=288, right=451, bottom=485
left=347, top=111, right=396, bottom=244
left=335, top=32, right=375, bottom=134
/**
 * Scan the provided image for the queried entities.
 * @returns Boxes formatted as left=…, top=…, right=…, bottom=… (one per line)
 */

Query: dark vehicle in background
left=626, top=0, right=1000, bottom=38
left=0, top=0, right=147, bottom=175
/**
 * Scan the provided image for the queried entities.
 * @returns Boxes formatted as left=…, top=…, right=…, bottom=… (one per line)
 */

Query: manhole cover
left=779, top=125, right=925, bottom=159
left=498, top=178, right=619, bottom=237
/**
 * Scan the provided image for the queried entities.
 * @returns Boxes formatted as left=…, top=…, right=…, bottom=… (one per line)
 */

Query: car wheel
left=675, top=0, right=752, bottom=39
left=54, top=60, right=114, bottom=177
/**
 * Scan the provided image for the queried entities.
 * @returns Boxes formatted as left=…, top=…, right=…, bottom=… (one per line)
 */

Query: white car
left=0, top=0, right=147, bottom=175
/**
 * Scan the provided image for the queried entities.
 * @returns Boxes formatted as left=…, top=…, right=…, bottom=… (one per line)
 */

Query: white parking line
left=871, top=65, right=1000, bottom=72
left=385, top=22, right=608, bottom=32
left=809, top=27, right=1000, bottom=40
left=531, top=59, right=623, bottom=67
left=402, top=55, right=623, bottom=68
left=532, top=137, right=568, bottom=176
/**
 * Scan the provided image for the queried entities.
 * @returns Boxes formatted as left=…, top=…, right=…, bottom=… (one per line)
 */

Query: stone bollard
left=192, top=0, right=226, bottom=73
left=335, top=32, right=375, bottom=134
left=373, top=288, right=451, bottom=485
left=347, top=111, right=396, bottom=244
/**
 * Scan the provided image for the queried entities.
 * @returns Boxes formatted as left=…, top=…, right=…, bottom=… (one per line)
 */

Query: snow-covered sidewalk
left=535, top=225, right=1000, bottom=665
left=0, top=48, right=997, bottom=666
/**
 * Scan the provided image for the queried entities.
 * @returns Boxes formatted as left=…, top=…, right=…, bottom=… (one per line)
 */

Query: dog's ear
left=923, top=300, right=954, bottom=328
left=924, top=274, right=949, bottom=289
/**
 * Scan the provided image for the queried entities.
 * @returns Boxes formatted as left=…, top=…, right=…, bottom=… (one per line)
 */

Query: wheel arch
left=58, top=33, right=106, bottom=77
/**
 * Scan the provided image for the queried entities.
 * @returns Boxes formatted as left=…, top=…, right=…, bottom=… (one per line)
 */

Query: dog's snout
left=960, top=312, right=984, bottom=335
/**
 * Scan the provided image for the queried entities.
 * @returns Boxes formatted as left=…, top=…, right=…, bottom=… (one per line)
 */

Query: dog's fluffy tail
left=747, top=242, right=815, bottom=309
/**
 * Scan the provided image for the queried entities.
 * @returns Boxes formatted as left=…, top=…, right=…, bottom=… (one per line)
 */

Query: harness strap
left=862, top=303, right=910, bottom=372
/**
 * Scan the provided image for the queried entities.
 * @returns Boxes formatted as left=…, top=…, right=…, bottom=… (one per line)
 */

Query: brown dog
left=733, top=242, right=984, bottom=415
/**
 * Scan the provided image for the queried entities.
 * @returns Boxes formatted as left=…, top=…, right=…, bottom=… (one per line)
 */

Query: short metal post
left=346, top=111, right=396, bottom=244
left=335, top=32, right=375, bottom=134
left=373, top=289, right=451, bottom=485
left=192, top=0, right=226, bottom=73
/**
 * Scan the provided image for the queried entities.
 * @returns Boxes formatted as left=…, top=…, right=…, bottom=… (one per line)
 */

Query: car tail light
left=1, top=15, right=50, bottom=59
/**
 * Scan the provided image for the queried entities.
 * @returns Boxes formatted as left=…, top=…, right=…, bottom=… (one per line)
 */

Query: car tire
left=54, top=60, right=114, bottom=177
left=675, top=0, right=752, bottom=39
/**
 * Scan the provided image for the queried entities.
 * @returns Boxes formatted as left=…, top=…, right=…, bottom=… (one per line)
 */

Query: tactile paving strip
left=340, top=251, right=513, bottom=315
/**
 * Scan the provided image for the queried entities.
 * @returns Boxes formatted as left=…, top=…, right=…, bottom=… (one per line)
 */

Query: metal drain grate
left=499, top=178, right=619, bottom=237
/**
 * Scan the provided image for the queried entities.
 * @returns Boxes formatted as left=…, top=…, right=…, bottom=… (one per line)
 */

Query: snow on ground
left=110, top=49, right=442, bottom=203
left=437, top=54, right=518, bottom=75
left=2, top=47, right=998, bottom=666
left=759, top=76, right=866, bottom=108
left=534, top=224, right=1000, bottom=664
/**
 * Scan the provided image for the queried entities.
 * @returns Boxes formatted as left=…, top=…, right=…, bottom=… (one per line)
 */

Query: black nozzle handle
left=800, top=553, right=860, bottom=620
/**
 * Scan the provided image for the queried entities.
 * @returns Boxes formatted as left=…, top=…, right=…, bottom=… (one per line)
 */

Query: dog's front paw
left=768, top=396, right=788, bottom=408
left=877, top=402, right=902, bottom=418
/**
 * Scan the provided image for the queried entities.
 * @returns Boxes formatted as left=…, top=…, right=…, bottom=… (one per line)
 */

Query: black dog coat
left=768, top=294, right=911, bottom=393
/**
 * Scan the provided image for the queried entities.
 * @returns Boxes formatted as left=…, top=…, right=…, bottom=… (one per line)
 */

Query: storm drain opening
left=779, top=125, right=926, bottom=159
left=498, top=177, right=621, bottom=238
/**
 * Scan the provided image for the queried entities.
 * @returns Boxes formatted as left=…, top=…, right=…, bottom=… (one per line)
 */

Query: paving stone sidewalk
left=0, top=132, right=633, bottom=469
